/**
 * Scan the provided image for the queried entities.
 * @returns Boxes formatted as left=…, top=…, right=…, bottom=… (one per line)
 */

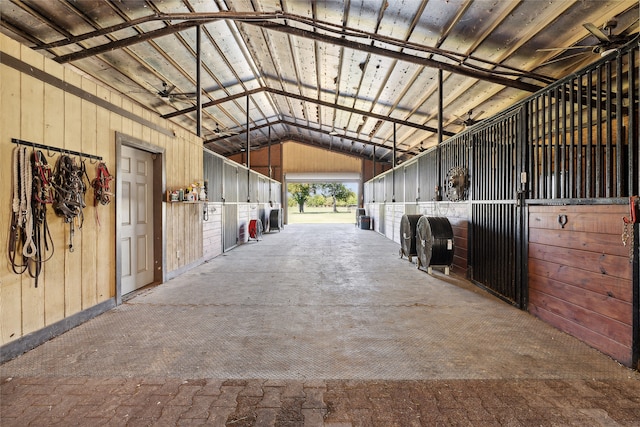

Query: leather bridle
left=52, top=154, right=88, bottom=253
left=91, top=162, right=113, bottom=226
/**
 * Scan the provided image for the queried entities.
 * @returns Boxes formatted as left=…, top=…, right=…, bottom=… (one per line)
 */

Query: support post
left=268, top=126, right=272, bottom=203
left=246, top=95, right=250, bottom=201
left=436, top=69, right=443, bottom=201
left=373, top=145, right=376, bottom=177
left=196, top=25, right=202, bottom=137
left=392, top=123, right=396, bottom=202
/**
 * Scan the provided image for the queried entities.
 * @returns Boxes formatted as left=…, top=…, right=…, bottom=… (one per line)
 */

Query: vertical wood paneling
left=0, top=35, right=23, bottom=344
left=43, top=60, right=66, bottom=324
left=20, top=44, right=45, bottom=334
left=163, top=134, right=206, bottom=271
left=120, top=98, right=133, bottom=137
left=176, top=193, right=185, bottom=268
left=282, top=141, right=361, bottom=173
left=96, top=84, right=115, bottom=300
left=81, top=78, right=98, bottom=310
left=528, top=204, right=634, bottom=366
left=140, top=107, right=150, bottom=143
left=203, top=203, right=223, bottom=260
left=1, top=33, right=207, bottom=347
left=63, top=68, right=83, bottom=318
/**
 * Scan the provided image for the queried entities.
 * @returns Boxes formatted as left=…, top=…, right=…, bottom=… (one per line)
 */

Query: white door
left=120, top=145, right=154, bottom=295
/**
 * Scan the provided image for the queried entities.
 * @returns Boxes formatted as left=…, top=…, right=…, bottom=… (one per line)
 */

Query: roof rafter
left=163, top=87, right=455, bottom=137
left=204, top=117, right=406, bottom=160
left=40, top=11, right=550, bottom=92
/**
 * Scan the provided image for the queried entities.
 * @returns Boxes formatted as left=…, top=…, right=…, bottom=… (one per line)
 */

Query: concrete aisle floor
left=1, top=223, right=639, bottom=426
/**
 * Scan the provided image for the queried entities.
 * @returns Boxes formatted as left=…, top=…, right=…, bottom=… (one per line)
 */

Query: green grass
left=287, top=206, right=358, bottom=224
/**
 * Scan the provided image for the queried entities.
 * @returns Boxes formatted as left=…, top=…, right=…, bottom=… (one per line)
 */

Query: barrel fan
left=399, top=214, right=421, bottom=262
left=445, top=166, right=469, bottom=202
left=416, top=216, right=455, bottom=275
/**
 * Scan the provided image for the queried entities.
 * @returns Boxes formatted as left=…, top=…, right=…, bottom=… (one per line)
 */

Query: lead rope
left=12, top=147, right=20, bottom=222
left=9, top=147, right=27, bottom=274
left=29, top=150, right=55, bottom=286
left=21, top=148, right=37, bottom=259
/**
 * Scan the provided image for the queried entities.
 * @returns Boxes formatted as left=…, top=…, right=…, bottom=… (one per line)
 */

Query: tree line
left=288, top=183, right=356, bottom=213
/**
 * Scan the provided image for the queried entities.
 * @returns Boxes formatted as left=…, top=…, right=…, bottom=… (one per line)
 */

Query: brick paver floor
left=2, top=377, right=640, bottom=426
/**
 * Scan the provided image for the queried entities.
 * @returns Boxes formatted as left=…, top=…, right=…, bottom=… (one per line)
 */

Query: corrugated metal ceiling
left=1, top=0, right=638, bottom=164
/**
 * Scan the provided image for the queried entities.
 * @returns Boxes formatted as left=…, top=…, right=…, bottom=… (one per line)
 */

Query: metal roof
left=1, top=0, right=638, bottom=163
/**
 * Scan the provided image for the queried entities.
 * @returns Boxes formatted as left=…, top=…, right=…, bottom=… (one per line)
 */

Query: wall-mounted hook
left=558, top=214, right=568, bottom=229
left=203, top=203, right=209, bottom=222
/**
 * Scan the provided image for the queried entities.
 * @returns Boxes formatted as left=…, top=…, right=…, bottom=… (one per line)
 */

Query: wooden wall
left=362, top=158, right=391, bottom=183
left=528, top=204, right=634, bottom=366
left=232, top=143, right=388, bottom=198
left=282, top=141, right=361, bottom=173
left=0, top=34, right=204, bottom=347
left=231, top=141, right=380, bottom=214
left=228, top=143, right=283, bottom=183
left=165, top=202, right=204, bottom=274
left=203, top=203, right=223, bottom=261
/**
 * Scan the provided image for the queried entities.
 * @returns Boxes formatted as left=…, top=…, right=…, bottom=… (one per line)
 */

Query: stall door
left=120, top=145, right=154, bottom=295
left=468, top=110, right=524, bottom=307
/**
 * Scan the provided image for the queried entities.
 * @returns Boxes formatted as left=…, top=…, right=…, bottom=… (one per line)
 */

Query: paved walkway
left=2, top=224, right=639, bottom=426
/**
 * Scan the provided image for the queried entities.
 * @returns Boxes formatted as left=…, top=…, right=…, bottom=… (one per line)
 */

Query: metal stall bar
left=547, top=90, right=553, bottom=198
left=587, top=70, right=593, bottom=198
left=606, top=61, right=613, bottom=198
left=576, top=74, right=583, bottom=198
left=554, top=86, right=561, bottom=199
left=616, top=53, right=624, bottom=196
left=560, top=83, right=566, bottom=198
left=568, top=78, right=574, bottom=198
left=596, top=65, right=603, bottom=198
left=468, top=110, right=522, bottom=305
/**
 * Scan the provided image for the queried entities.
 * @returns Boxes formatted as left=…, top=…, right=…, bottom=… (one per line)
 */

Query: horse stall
left=364, top=40, right=639, bottom=369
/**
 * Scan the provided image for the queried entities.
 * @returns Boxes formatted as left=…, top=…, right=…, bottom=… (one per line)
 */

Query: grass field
left=287, top=206, right=357, bottom=224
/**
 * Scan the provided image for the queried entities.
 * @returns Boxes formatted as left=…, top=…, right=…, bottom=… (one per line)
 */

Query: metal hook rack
left=12, top=138, right=103, bottom=161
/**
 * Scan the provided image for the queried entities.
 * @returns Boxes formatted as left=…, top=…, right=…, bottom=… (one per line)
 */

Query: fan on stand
left=415, top=216, right=455, bottom=275
left=445, top=166, right=469, bottom=202
left=538, top=19, right=639, bottom=66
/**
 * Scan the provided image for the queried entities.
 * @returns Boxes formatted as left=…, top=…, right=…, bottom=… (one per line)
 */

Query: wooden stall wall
left=0, top=34, right=204, bottom=349
left=203, top=203, right=223, bottom=261
left=528, top=204, right=634, bottom=366
left=165, top=201, right=204, bottom=276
